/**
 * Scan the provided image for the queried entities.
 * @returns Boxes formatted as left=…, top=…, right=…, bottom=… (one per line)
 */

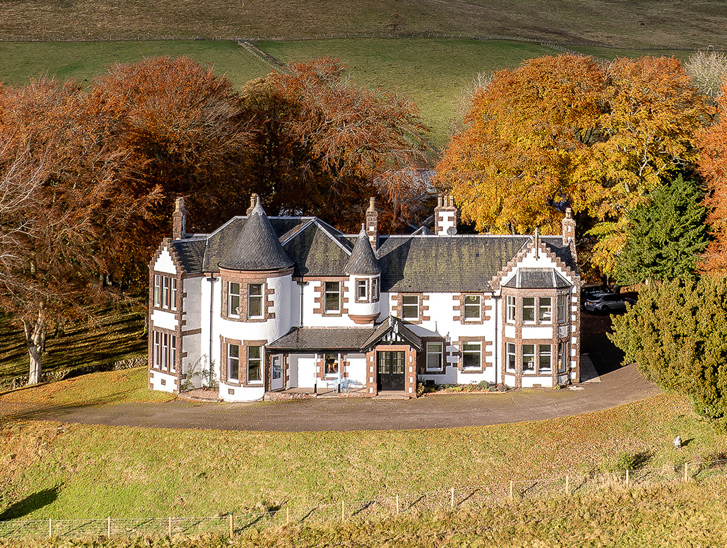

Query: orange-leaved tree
left=437, top=54, right=711, bottom=276
left=0, top=78, right=160, bottom=383
left=698, top=78, right=727, bottom=274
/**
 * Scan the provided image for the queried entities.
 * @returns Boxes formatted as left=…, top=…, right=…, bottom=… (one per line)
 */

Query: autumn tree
left=238, top=58, right=430, bottom=232
left=86, top=56, right=252, bottom=286
left=616, top=174, right=709, bottom=285
left=685, top=48, right=727, bottom=98
left=437, top=54, right=710, bottom=276
left=698, top=79, right=727, bottom=274
left=0, top=78, right=159, bottom=383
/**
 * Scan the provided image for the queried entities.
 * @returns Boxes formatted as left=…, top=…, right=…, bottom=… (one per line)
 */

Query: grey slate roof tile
left=267, top=327, right=375, bottom=351
left=283, top=221, right=352, bottom=277
left=376, top=235, right=530, bottom=293
left=345, top=229, right=381, bottom=275
left=218, top=202, right=294, bottom=271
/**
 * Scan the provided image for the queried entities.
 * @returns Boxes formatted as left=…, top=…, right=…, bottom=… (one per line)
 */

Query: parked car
left=583, top=292, right=636, bottom=313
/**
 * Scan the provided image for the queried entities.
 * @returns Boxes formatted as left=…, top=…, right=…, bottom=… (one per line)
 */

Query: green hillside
left=0, top=0, right=724, bottom=48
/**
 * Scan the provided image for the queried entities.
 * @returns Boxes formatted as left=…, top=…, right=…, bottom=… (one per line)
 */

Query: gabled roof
left=165, top=208, right=578, bottom=290
left=345, top=228, right=381, bottom=275
left=363, top=316, right=422, bottom=351
left=218, top=202, right=294, bottom=271
left=376, top=235, right=530, bottom=293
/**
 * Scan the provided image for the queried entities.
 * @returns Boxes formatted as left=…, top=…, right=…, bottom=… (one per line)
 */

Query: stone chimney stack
left=562, top=207, right=576, bottom=245
left=172, top=197, right=186, bottom=240
left=366, top=197, right=379, bottom=251
left=434, top=194, right=458, bottom=235
left=247, top=193, right=260, bottom=215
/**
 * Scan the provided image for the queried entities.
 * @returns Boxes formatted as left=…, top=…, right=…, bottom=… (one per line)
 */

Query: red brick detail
left=453, top=293, right=492, bottom=324
left=455, top=336, right=492, bottom=373
left=390, top=293, right=430, bottom=325
left=311, top=278, right=349, bottom=317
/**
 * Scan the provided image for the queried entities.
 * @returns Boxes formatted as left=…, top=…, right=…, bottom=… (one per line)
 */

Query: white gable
left=154, top=247, right=177, bottom=275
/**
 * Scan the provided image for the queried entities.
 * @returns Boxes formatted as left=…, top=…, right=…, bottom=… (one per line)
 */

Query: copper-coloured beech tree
left=437, top=54, right=710, bottom=276
left=239, top=58, right=429, bottom=232
left=0, top=78, right=159, bottom=384
left=699, top=81, right=727, bottom=274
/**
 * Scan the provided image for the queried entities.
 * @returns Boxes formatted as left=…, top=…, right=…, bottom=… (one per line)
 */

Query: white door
left=297, top=357, right=316, bottom=388
left=271, top=355, right=284, bottom=391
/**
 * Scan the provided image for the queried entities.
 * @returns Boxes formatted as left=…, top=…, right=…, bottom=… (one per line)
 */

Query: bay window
left=522, top=298, right=535, bottom=323
left=248, top=283, right=263, bottom=318
left=506, top=295, right=516, bottom=322
left=227, top=343, right=240, bottom=381
left=539, top=344, right=552, bottom=373
left=228, top=282, right=241, bottom=318
left=522, top=344, right=535, bottom=372
left=538, top=297, right=552, bottom=323
left=248, top=346, right=262, bottom=382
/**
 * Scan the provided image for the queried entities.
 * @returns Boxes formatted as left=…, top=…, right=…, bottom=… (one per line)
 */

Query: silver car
left=583, top=292, right=636, bottom=313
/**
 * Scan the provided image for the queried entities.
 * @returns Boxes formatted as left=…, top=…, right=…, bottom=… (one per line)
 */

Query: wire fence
left=2, top=458, right=726, bottom=541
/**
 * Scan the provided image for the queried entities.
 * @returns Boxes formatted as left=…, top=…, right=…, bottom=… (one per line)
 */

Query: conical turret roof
left=219, top=201, right=294, bottom=271
left=345, top=227, right=381, bottom=275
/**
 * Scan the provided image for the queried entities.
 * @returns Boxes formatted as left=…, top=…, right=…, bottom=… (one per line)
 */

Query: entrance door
left=271, top=355, right=284, bottom=391
left=377, top=351, right=405, bottom=391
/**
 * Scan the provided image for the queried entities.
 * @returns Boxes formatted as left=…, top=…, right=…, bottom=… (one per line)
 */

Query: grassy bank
left=0, top=305, right=148, bottom=385
left=0, top=391, right=725, bottom=521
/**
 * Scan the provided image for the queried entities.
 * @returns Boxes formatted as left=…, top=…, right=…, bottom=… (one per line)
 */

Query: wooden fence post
left=684, top=463, right=689, bottom=483
left=168, top=517, right=172, bottom=537
left=396, top=495, right=399, bottom=515
left=565, top=475, right=569, bottom=496
left=286, top=507, right=290, bottom=525
left=341, top=500, right=345, bottom=520
left=625, top=469, right=629, bottom=487
left=107, top=516, right=111, bottom=538
left=509, top=480, right=514, bottom=501
left=229, top=513, right=234, bottom=538
left=48, top=518, right=52, bottom=538
left=450, top=487, right=455, bottom=508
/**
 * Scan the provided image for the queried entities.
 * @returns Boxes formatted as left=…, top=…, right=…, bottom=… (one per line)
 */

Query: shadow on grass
left=0, top=485, right=62, bottom=520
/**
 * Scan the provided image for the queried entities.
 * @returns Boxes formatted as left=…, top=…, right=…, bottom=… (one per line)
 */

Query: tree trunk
left=23, top=305, right=47, bottom=385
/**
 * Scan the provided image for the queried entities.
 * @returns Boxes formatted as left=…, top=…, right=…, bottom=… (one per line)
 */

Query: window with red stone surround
left=311, top=278, right=349, bottom=316
left=390, top=293, right=430, bottom=324
left=220, top=268, right=286, bottom=322
left=453, top=293, right=491, bottom=324
left=354, top=278, right=369, bottom=303
left=151, top=327, right=178, bottom=373
left=220, top=337, right=266, bottom=387
left=456, top=336, right=491, bottom=373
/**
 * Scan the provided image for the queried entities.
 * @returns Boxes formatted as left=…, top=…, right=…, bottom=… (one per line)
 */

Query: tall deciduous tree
left=616, top=174, right=709, bottom=285
left=699, top=80, right=727, bottom=274
left=437, top=54, right=710, bottom=276
left=0, top=78, right=159, bottom=383
left=239, top=58, right=430, bottom=232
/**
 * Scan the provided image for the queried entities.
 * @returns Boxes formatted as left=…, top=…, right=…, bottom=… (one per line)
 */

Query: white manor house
left=148, top=195, right=581, bottom=401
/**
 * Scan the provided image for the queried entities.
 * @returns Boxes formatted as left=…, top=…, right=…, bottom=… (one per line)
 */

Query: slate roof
left=363, top=316, right=422, bottom=351
left=345, top=229, right=381, bottom=275
left=167, top=206, right=577, bottom=290
left=218, top=202, right=295, bottom=271
left=267, top=327, right=375, bottom=351
left=376, top=235, right=531, bottom=293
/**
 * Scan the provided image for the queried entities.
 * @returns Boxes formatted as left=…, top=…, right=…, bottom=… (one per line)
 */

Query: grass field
left=0, top=0, right=724, bottom=49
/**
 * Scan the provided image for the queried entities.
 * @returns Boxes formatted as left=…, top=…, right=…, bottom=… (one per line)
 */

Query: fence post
left=684, top=462, right=689, bottom=483
left=286, top=507, right=290, bottom=525
left=107, top=516, right=111, bottom=537
left=341, top=500, right=345, bottom=520
left=48, top=518, right=52, bottom=538
left=625, top=469, right=629, bottom=487
left=509, top=480, right=514, bottom=501
left=450, top=487, right=455, bottom=508
left=565, top=475, right=569, bottom=496
left=396, top=494, right=399, bottom=515
left=229, top=513, right=234, bottom=538
left=168, top=517, right=172, bottom=537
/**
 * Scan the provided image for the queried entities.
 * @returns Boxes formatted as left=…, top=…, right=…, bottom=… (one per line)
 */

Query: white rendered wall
left=303, top=280, right=359, bottom=327
left=149, top=370, right=177, bottom=392
left=521, top=376, right=554, bottom=388
left=346, top=354, right=367, bottom=386
left=217, top=382, right=265, bottom=402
